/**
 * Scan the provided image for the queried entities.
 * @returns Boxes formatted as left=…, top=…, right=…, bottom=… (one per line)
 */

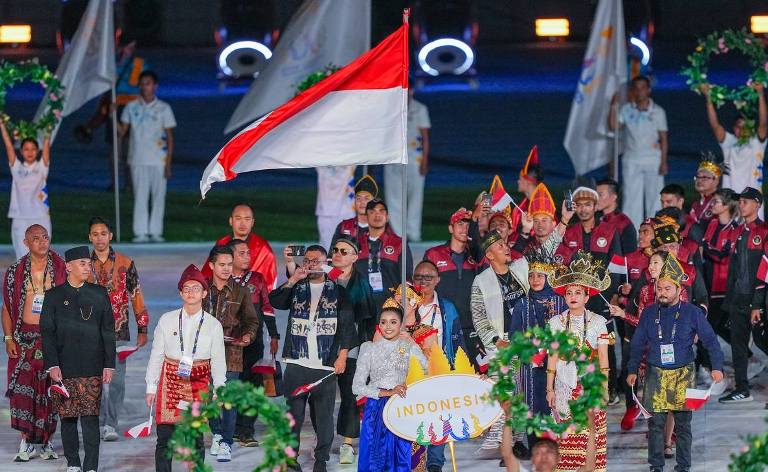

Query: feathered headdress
left=697, top=151, right=729, bottom=178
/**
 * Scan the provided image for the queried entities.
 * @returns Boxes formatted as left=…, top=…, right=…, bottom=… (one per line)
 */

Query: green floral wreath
left=488, top=325, right=607, bottom=436
left=681, top=28, right=768, bottom=113
left=729, top=417, right=768, bottom=471
left=169, top=380, right=297, bottom=471
left=294, top=64, right=340, bottom=96
left=0, top=59, right=64, bottom=141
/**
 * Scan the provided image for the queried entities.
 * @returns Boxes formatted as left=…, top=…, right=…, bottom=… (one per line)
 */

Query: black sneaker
left=719, top=390, right=753, bottom=403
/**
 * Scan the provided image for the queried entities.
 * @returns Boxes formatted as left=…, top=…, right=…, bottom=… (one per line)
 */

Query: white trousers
left=621, top=156, right=663, bottom=228
left=11, top=216, right=52, bottom=260
left=383, top=162, right=425, bottom=241
left=130, top=165, right=166, bottom=238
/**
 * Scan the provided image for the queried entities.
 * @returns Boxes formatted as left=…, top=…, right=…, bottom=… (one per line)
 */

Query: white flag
left=563, top=0, right=626, bottom=175
left=36, top=0, right=115, bottom=142
left=224, top=0, right=371, bottom=134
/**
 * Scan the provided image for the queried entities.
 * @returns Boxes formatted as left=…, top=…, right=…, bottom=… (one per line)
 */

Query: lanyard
left=29, top=266, right=48, bottom=295
left=178, top=309, right=205, bottom=357
left=655, top=302, right=681, bottom=342
left=367, top=238, right=381, bottom=273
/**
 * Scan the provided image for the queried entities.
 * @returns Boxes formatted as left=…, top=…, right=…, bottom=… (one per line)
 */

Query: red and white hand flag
left=200, top=17, right=410, bottom=198
left=476, top=353, right=490, bottom=374
left=758, top=254, right=768, bottom=283
left=684, top=384, right=714, bottom=411
left=124, top=407, right=153, bottom=438
left=48, top=381, right=70, bottom=398
left=251, top=356, right=277, bottom=375
left=490, top=184, right=514, bottom=213
left=321, top=264, right=343, bottom=282
left=289, top=372, right=336, bottom=397
left=608, top=255, right=628, bottom=276
left=631, top=385, right=652, bottom=419
left=116, top=345, right=139, bottom=361
left=530, top=349, right=548, bottom=368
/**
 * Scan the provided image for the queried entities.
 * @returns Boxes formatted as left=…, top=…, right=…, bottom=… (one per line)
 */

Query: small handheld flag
left=631, top=385, right=652, bottom=419
left=116, top=345, right=139, bottom=361
left=124, top=407, right=153, bottom=438
left=476, top=353, right=490, bottom=374
left=491, top=185, right=515, bottom=213
left=251, top=356, right=277, bottom=375
left=48, top=381, right=70, bottom=398
left=289, top=372, right=336, bottom=397
left=684, top=384, right=714, bottom=411
left=758, top=254, right=768, bottom=283
left=530, top=349, right=548, bottom=367
left=608, top=255, right=628, bottom=276
left=321, top=264, right=343, bottom=281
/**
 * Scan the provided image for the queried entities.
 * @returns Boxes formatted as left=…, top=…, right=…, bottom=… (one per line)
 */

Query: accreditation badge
left=177, top=356, right=194, bottom=378
left=660, top=344, right=675, bottom=366
left=32, top=294, right=45, bottom=315
left=369, top=271, right=384, bottom=293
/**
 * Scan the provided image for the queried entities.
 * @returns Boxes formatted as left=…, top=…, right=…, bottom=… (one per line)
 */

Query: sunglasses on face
left=332, top=247, right=355, bottom=256
left=694, top=175, right=715, bottom=181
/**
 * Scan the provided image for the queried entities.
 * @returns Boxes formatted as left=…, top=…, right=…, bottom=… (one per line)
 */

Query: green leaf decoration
left=0, top=60, right=64, bottom=141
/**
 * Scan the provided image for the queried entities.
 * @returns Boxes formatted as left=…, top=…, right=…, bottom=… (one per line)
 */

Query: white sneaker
left=103, top=425, right=118, bottom=442
left=132, top=235, right=149, bottom=243
left=66, top=467, right=82, bottom=472
left=216, top=442, right=232, bottom=462
left=710, top=379, right=728, bottom=396
left=748, top=358, right=765, bottom=380
left=40, top=442, right=58, bottom=460
left=150, top=235, right=165, bottom=243
left=210, top=434, right=222, bottom=456
left=14, top=439, right=36, bottom=462
left=339, top=443, right=355, bottom=464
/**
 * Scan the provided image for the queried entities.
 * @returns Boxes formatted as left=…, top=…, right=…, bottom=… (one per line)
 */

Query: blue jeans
left=427, top=444, right=445, bottom=469
left=210, top=371, right=239, bottom=445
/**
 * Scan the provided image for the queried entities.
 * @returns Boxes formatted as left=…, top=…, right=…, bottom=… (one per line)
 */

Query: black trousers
left=607, top=318, right=619, bottom=394
left=235, top=343, right=266, bottom=438
left=155, top=424, right=204, bottom=472
left=61, top=415, right=100, bottom=471
left=336, top=358, right=360, bottom=439
left=729, top=296, right=753, bottom=392
left=621, top=324, right=635, bottom=407
left=283, top=364, right=336, bottom=463
left=648, top=411, right=692, bottom=471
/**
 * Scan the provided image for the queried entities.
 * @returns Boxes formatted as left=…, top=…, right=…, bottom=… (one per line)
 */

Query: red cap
left=450, top=207, right=473, bottom=225
left=178, top=264, right=208, bottom=292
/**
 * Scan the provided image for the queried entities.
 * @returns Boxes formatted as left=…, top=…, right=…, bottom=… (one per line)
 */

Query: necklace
left=80, top=306, right=93, bottom=321
left=496, top=271, right=512, bottom=285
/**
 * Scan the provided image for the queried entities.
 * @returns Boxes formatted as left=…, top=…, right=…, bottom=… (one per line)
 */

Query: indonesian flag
left=124, top=408, right=153, bottom=438
left=631, top=385, right=652, bottom=419
left=608, top=255, right=628, bottom=275
left=251, top=356, right=277, bottom=375
left=490, top=184, right=514, bottom=213
left=48, top=382, right=69, bottom=398
left=530, top=349, right=548, bottom=368
left=321, top=264, right=343, bottom=281
left=758, top=254, right=768, bottom=282
left=116, top=345, right=139, bottom=361
left=685, top=384, right=714, bottom=411
left=289, top=372, right=336, bottom=397
left=200, top=17, right=410, bottom=198
left=476, top=353, right=490, bottom=374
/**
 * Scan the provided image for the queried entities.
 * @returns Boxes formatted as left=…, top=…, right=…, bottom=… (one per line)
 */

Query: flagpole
left=401, top=8, right=410, bottom=310
left=612, top=96, right=620, bottom=182
left=110, top=85, right=121, bottom=242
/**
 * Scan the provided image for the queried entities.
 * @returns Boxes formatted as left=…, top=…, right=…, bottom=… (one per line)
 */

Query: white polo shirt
left=721, top=132, right=766, bottom=193
left=120, top=97, right=176, bottom=167
left=407, top=99, right=431, bottom=166
left=619, top=99, right=667, bottom=161
left=8, top=160, right=49, bottom=219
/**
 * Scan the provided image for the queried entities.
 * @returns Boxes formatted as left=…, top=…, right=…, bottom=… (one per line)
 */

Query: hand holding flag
left=685, top=384, right=714, bottom=411
left=116, top=345, right=139, bottom=361
left=289, top=372, right=336, bottom=397
left=124, top=407, right=153, bottom=438
left=48, top=381, right=70, bottom=399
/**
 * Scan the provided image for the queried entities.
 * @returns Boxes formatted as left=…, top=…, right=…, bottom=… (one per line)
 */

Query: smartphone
left=565, top=190, right=574, bottom=211
left=287, top=245, right=306, bottom=257
left=483, top=192, right=492, bottom=207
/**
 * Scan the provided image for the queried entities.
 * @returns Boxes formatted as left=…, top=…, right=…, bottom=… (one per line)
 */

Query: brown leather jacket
left=203, top=278, right=259, bottom=372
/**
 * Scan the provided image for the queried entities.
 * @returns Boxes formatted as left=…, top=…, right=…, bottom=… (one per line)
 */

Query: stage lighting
left=751, top=15, right=768, bottom=34
left=535, top=18, right=569, bottom=37
left=417, top=38, right=475, bottom=77
left=218, top=40, right=273, bottom=78
left=0, top=25, right=31, bottom=44
left=630, top=37, right=650, bottom=66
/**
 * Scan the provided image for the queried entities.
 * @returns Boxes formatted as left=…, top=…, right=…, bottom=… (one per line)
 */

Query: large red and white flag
left=758, top=254, right=768, bottom=282
left=200, top=20, right=409, bottom=198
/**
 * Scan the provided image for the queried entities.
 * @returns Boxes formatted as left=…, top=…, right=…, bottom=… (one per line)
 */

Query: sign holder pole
left=448, top=441, right=458, bottom=472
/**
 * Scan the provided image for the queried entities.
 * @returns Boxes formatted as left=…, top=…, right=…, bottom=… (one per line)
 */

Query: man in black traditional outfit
left=40, top=246, right=115, bottom=472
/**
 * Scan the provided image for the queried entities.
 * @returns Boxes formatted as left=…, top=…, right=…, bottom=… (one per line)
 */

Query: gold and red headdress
left=528, top=183, right=556, bottom=219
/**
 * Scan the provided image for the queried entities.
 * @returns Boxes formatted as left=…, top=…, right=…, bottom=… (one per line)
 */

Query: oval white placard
left=382, top=374, right=503, bottom=443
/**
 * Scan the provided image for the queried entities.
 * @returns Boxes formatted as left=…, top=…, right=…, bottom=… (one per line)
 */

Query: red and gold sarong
left=156, top=357, right=211, bottom=424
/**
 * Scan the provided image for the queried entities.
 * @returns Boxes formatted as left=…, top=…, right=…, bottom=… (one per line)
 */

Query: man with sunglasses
left=424, top=208, right=481, bottom=370
left=690, top=159, right=726, bottom=231
left=414, top=259, right=466, bottom=471
left=270, top=245, right=356, bottom=472
left=329, top=236, right=376, bottom=464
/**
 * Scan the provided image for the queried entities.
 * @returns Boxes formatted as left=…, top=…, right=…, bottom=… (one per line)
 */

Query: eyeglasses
left=413, top=274, right=435, bottom=282
left=711, top=199, right=724, bottom=205
left=694, top=175, right=716, bottom=181
left=332, top=247, right=355, bottom=256
left=303, top=258, right=324, bottom=266
left=182, top=286, right=204, bottom=294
